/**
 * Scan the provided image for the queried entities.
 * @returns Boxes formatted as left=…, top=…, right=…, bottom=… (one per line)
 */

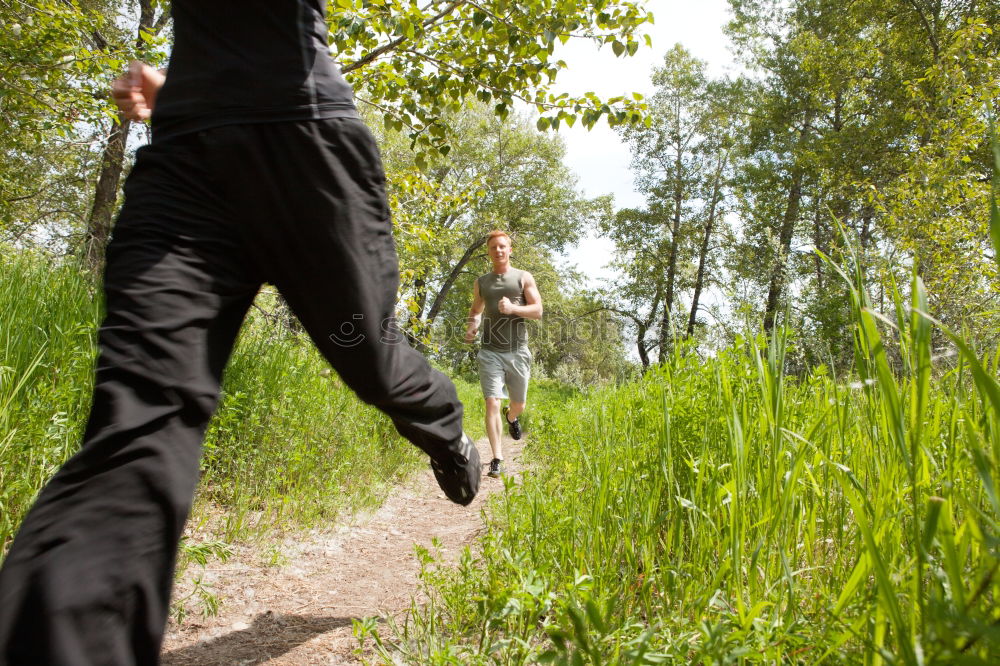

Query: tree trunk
left=812, top=206, right=824, bottom=292
left=85, top=115, right=131, bottom=268
left=636, top=324, right=650, bottom=368
left=639, top=291, right=660, bottom=370
left=413, top=277, right=428, bottom=320
left=658, top=147, right=684, bottom=361
left=688, top=151, right=726, bottom=337
left=763, top=164, right=804, bottom=332
left=763, top=113, right=812, bottom=332
left=403, top=277, right=430, bottom=351
left=425, top=234, right=488, bottom=325
left=859, top=205, right=873, bottom=252
left=83, top=0, right=162, bottom=270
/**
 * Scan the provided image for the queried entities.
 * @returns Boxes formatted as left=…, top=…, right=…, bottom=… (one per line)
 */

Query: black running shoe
left=487, top=458, right=505, bottom=478
left=502, top=406, right=522, bottom=440
left=430, top=433, right=480, bottom=506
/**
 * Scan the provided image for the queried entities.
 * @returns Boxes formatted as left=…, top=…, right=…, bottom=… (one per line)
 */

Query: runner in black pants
left=0, top=2, right=479, bottom=664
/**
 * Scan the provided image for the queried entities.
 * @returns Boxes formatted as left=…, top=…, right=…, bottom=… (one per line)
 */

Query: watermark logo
left=325, top=314, right=619, bottom=349
left=328, top=314, right=366, bottom=347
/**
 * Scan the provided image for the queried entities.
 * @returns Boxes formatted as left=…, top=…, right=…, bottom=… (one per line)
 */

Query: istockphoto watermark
left=327, top=315, right=620, bottom=348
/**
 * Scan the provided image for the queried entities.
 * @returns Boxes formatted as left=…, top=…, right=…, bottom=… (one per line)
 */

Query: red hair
left=486, top=230, right=511, bottom=247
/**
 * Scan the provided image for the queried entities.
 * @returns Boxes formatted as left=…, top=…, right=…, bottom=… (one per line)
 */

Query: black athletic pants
left=0, top=118, right=463, bottom=665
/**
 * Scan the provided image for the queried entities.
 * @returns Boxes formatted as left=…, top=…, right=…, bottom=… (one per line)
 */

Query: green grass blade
left=990, top=130, right=1000, bottom=270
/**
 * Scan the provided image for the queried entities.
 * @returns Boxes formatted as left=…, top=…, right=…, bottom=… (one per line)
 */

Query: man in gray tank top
left=464, top=231, right=543, bottom=477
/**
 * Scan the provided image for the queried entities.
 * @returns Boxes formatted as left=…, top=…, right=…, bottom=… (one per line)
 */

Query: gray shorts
left=477, top=347, right=532, bottom=402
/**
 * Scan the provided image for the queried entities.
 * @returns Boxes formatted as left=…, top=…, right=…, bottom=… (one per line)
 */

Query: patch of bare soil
left=160, top=435, right=522, bottom=665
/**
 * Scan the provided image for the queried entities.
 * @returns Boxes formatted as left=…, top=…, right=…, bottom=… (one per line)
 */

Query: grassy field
left=0, top=249, right=484, bottom=556
left=370, top=268, right=1000, bottom=663
left=4, top=247, right=999, bottom=662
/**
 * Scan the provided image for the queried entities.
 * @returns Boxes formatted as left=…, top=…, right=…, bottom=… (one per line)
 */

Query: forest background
left=3, top=0, right=998, bottom=376
left=2, top=0, right=1000, bottom=662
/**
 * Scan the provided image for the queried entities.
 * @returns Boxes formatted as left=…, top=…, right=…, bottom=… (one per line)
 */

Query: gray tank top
left=478, top=268, right=528, bottom=352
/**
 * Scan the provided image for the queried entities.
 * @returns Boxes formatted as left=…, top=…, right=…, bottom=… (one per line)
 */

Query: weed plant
left=377, top=265, right=1000, bottom=660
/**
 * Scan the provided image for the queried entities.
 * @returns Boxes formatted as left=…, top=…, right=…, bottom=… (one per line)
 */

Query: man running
left=0, top=3, right=479, bottom=664
left=464, top=230, right=543, bottom=478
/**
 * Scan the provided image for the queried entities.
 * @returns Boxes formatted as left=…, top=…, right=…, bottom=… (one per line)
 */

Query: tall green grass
left=0, top=250, right=99, bottom=553
left=374, top=276, right=999, bottom=660
left=192, top=299, right=419, bottom=541
left=0, top=251, right=472, bottom=554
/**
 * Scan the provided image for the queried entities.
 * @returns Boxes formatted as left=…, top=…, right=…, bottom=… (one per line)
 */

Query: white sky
left=551, top=0, right=737, bottom=284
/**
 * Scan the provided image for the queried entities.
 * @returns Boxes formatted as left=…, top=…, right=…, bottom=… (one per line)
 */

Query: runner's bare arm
left=501, top=272, right=542, bottom=320
left=464, top=280, right=485, bottom=343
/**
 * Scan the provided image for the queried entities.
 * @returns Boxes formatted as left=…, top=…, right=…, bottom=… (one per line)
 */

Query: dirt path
left=160, top=435, right=521, bottom=665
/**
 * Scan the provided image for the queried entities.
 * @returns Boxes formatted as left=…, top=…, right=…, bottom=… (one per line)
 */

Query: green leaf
left=584, top=598, right=607, bottom=635
left=920, top=496, right=944, bottom=555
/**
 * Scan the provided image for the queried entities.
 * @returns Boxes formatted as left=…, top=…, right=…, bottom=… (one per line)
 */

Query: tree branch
left=341, top=0, right=468, bottom=74
left=902, top=0, right=940, bottom=58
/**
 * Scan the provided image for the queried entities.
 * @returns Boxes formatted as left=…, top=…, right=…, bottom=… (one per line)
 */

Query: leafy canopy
left=330, top=0, right=654, bottom=165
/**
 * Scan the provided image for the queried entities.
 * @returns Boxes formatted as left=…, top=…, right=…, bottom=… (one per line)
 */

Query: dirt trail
left=160, top=435, right=521, bottom=665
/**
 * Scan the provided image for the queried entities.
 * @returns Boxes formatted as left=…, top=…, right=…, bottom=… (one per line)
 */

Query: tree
left=80, top=0, right=653, bottom=266
left=599, top=206, right=664, bottom=367
left=375, top=103, right=605, bottom=349
left=605, top=45, right=735, bottom=363
left=727, top=1, right=829, bottom=336
left=0, top=0, right=122, bottom=246
left=726, top=0, right=1000, bottom=358
left=4, top=1, right=654, bottom=267
left=529, top=277, right=633, bottom=386
left=689, top=136, right=729, bottom=338
left=875, top=15, right=1000, bottom=332
left=332, top=0, right=653, bottom=154
left=0, top=0, right=171, bottom=259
